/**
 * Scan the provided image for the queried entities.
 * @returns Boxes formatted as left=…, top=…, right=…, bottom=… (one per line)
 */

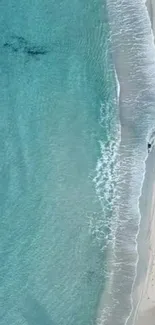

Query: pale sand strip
left=135, top=181, right=155, bottom=324
left=133, top=2, right=155, bottom=324
left=131, top=2, right=155, bottom=323
left=146, top=0, right=155, bottom=36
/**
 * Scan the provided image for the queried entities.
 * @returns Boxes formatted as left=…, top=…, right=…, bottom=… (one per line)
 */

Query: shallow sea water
left=0, top=1, right=118, bottom=325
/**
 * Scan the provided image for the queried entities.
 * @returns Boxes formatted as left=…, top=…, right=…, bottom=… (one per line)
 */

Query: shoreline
left=102, top=0, right=155, bottom=323
left=130, top=2, right=155, bottom=324
left=128, top=146, right=155, bottom=325
left=100, top=0, right=155, bottom=323
left=132, top=148, right=155, bottom=325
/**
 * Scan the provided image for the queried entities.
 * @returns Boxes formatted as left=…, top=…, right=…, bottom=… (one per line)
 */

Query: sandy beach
left=133, top=145, right=155, bottom=325
left=133, top=5, right=155, bottom=325
left=146, top=0, right=155, bottom=37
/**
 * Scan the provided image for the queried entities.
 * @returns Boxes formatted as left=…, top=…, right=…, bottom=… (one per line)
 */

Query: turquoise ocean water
left=4, top=1, right=155, bottom=324
left=0, top=1, right=119, bottom=325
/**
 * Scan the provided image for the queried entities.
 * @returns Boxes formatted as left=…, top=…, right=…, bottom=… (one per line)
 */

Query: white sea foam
left=92, top=83, right=121, bottom=323
left=114, top=69, right=120, bottom=103
left=92, top=90, right=120, bottom=251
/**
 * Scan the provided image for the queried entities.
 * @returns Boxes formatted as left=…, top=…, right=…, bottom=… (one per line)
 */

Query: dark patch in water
left=86, top=270, right=95, bottom=283
left=26, top=48, right=48, bottom=56
left=3, top=35, right=49, bottom=58
left=21, top=294, right=55, bottom=325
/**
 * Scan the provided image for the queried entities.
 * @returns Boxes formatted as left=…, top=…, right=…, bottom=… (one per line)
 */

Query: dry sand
left=133, top=5, right=155, bottom=323
left=146, top=0, right=155, bottom=36
left=135, top=180, right=155, bottom=324
left=132, top=3, right=155, bottom=324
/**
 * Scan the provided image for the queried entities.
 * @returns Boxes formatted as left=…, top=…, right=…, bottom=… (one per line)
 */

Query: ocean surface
left=2, top=1, right=155, bottom=325
left=0, top=1, right=119, bottom=325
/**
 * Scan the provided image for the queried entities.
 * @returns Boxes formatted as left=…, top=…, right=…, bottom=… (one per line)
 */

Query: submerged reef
left=3, top=35, right=49, bottom=58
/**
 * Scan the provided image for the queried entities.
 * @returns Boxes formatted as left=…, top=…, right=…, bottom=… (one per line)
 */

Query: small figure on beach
left=147, top=131, right=155, bottom=154
left=148, top=142, right=152, bottom=153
